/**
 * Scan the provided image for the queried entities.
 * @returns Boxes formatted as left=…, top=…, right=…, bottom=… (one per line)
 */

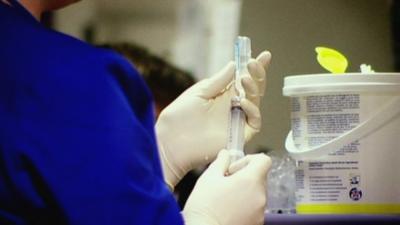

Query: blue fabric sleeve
left=0, top=1, right=184, bottom=224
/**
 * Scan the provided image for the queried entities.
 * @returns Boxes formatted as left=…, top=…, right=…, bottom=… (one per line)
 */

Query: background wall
left=54, top=0, right=179, bottom=58
left=54, top=0, right=394, bottom=153
left=239, top=0, right=393, bottom=152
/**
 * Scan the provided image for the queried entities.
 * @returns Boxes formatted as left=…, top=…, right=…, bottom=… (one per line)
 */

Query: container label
left=291, top=92, right=400, bottom=214
left=292, top=94, right=363, bottom=204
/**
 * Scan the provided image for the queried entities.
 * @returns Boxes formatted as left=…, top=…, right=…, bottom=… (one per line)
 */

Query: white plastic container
left=283, top=73, right=400, bottom=214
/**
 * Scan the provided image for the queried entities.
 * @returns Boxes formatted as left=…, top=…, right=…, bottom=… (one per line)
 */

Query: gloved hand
left=182, top=149, right=272, bottom=225
left=156, top=51, right=271, bottom=189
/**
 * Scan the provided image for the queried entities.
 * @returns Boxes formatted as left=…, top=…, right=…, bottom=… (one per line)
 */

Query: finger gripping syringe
left=228, top=36, right=251, bottom=162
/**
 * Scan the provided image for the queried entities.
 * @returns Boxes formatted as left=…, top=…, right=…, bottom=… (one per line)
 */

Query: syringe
left=228, top=36, right=251, bottom=162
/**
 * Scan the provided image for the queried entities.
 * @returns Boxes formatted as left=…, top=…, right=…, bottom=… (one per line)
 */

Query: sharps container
left=283, top=73, right=400, bottom=214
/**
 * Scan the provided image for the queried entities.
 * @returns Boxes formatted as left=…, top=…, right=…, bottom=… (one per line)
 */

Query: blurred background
left=49, top=0, right=395, bottom=153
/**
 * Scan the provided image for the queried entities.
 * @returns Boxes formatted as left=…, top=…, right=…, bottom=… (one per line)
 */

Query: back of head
left=99, top=43, right=196, bottom=115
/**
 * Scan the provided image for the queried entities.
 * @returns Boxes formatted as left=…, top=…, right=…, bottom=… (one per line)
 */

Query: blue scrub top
left=0, top=1, right=183, bottom=224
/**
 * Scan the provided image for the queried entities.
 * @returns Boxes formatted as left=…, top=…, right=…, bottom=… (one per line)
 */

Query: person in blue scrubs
left=0, top=0, right=272, bottom=225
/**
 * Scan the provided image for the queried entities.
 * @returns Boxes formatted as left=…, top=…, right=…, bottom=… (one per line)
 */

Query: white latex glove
left=182, top=149, right=272, bottom=225
left=156, top=51, right=271, bottom=189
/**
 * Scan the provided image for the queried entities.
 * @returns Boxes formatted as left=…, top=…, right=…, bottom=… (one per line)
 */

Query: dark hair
left=99, top=43, right=196, bottom=109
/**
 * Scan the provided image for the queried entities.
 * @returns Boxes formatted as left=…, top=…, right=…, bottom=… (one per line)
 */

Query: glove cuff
left=157, top=138, right=184, bottom=190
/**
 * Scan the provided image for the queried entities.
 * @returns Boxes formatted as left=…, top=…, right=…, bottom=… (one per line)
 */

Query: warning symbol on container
left=349, top=174, right=360, bottom=186
left=349, top=187, right=362, bottom=201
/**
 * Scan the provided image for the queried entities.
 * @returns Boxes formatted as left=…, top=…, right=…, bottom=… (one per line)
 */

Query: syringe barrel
left=228, top=98, right=246, bottom=162
left=229, top=36, right=251, bottom=162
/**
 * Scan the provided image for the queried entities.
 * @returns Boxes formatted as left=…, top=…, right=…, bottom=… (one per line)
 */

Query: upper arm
left=0, top=51, right=183, bottom=225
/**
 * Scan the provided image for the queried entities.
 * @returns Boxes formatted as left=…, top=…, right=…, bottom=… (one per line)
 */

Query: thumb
left=228, top=155, right=251, bottom=175
left=205, top=149, right=231, bottom=176
left=256, top=51, right=272, bottom=72
left=234, top=153, right=272, bottom=180
left=199, top=62, right=235, bottom=99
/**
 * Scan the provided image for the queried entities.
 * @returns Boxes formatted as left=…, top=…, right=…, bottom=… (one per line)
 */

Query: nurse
left=0, top=0, right=272, bottom=225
